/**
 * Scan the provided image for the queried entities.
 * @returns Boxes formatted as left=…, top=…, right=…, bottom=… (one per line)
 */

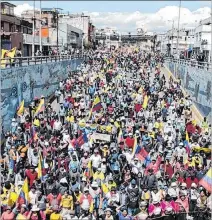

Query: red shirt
left=125, top=137, right=135, bottom=148
left=134, top=103, right=142, bottom=113
left=164, top=163, right=174, bottom=179
left=47, top=193, right=62, bottom=204
left=65, top=83, right=71, bottom=92
left=24, top=122, right=32, bottom=130
left=25, top=169, right=38, bottom=187
left=185, top=177, right=199, bottom=188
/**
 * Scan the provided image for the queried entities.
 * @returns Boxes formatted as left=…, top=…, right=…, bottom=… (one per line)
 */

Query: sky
left=10, top=1, right=212, bottom=33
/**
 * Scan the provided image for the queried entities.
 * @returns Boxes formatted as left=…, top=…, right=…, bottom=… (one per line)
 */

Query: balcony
left=23, top=33, right=50, bottom=45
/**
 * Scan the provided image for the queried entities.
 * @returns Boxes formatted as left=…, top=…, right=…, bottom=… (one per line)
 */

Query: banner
left=91, top=133, right=111, bottom=142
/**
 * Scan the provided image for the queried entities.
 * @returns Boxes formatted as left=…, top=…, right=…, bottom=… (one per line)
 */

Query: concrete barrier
left=164, top=60, right=211, bottom=122
left=1, top=58, right=83, bottom=131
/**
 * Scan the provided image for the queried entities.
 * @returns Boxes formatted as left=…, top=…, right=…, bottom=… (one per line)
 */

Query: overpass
left=95, top=34, right=155, bottom=48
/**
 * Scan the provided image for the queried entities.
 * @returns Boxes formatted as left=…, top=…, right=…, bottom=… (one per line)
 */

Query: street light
left=82, top=32, right=84, bottom=56
left=168, top=20, right=175, bottom=56
left=176, top=0, right=181, bottom=59
left=175, top=0, right=182, bottom=78
left=32, top=0, right=35, bottom=58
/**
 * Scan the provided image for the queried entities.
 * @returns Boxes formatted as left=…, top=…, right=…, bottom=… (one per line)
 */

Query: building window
left=9, top=23, right=13, bottom=32
left=1, top=21, right=4, bottom=31
left=9, top=7, right=14, bottom=15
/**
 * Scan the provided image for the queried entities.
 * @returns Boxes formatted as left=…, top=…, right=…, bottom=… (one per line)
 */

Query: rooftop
left=1, top=2, right=16, bottom=8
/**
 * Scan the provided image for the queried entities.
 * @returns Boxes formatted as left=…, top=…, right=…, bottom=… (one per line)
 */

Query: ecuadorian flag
left=92, top=96, right=102, bottom=112
left=17, top=100, right=24, bottom=116
left=143, top=95, right=149, bottom=109
left=135, top=145, right=151, bottom=167
left=184, top=131, right=190, bottom=154
left=17, top=178, right=29, bottom=205
left=34, top=98, right=45, bottom=117
left=132, top=135, right=138, bottom=157
left=199, top=168, right=212, bottom=192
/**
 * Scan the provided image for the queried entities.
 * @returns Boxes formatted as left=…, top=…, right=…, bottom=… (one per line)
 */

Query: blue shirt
left=117, top=212, right=133, bottom=220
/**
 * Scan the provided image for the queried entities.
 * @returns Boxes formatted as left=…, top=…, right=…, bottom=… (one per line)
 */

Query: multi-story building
left=155, top=33, right=166, bottom=52
left=22, top=9, right=89, bottom=51
left=160, top=28, right=195, bottom=58
left=48, top=23, right=83, bottom=51
left=1, top=2, right=33, bottom=54
left=21, top=8, right=60, bottom=54
left=193, top=17, right=211, bottom=62
left=58, top=13, right=95, bottom=45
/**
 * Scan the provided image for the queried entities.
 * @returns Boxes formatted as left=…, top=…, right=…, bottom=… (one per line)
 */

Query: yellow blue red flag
left=199, top=168, right=212, bottom=192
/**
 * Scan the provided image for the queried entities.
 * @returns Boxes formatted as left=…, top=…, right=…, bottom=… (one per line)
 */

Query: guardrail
left=0, top=54, right=86, bottom=68
left=164, top=57, right=212, bottom=71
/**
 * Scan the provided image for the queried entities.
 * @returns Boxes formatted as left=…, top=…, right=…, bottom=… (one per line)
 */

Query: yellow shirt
left=154, top=122, right=159, bottom=129
left=106, top=125, right=112, bottom=133
left=114, top=121, right=120, bottom=128
left=93, top=172, right=104, bottom=181
left=33, top=119, right=40, bottom=127
left=107, top=182, right=117, bottom=191
left=74, top=192, right=82, bottom=202
left=16, top=213, right=27, bottom=220
left=60, top=195, right=73, bottom=209
left=50, top=213, right=62, bottom=220
left=66, top=116, right=74, bottom=123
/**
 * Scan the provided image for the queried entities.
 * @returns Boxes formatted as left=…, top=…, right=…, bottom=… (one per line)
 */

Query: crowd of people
left=1, top=47, right=212, bottom=220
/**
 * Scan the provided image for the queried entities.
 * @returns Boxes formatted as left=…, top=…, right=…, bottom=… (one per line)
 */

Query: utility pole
left=39, top=0, right=42, bottom=52
left=176, top=0, right=181, bottom=77
left=176, top=0, right=181, bottom=59
left=171, top=20, right=174, bottom=56
left=56, top=9, right=59, bottom=55
left=32, top=0, right=35, bottom=57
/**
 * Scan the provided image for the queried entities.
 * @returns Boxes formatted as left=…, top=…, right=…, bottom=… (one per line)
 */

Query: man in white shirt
left=53, top=119, right=62, bottom=136
left=89, top=149, right=101, bottom=172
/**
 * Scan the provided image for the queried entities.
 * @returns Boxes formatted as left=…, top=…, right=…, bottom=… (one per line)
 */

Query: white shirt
left=90, top=154, right=101, bottom=168
left=29, top=191, right=37, bottom=205
left=53, top=121, right=62, bottom=131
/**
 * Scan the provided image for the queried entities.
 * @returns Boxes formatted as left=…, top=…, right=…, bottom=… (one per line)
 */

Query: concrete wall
left=165, top=61, right=212, bottom=118
left=1, top=58, right=83, bottom=131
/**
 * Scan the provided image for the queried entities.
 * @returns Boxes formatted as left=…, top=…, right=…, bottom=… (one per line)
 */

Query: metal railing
left=0, top=54, right=86, bottom=68
left=164, top=57, right=212, bottom=71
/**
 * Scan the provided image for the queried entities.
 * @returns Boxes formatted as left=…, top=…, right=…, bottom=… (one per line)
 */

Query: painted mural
left=1, top=58, right=83, bottom=131
left=165, top=61, right=212, bottom=117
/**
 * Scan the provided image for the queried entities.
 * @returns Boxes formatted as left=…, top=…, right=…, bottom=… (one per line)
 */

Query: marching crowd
left=1, top=47, right=212, bottom=220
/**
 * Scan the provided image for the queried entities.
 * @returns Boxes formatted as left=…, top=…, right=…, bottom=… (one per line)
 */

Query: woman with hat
left=161, top=194, right=176, bottom=220
left=1, top=205, right=15, bottom=220
left=175, top=190, right=189, bottom=220
left=135, top=201, right=148, bottom=220
left=13, top=204, right=29, bottom=220
left=27, top=205, right=45, bottom=220
left=104, top=207, right=114, bottom=220
left=148, top=197, right=162, bottom=218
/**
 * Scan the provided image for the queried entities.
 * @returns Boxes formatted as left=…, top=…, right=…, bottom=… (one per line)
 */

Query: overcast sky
left=11, top=1, right=211, bottom=33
